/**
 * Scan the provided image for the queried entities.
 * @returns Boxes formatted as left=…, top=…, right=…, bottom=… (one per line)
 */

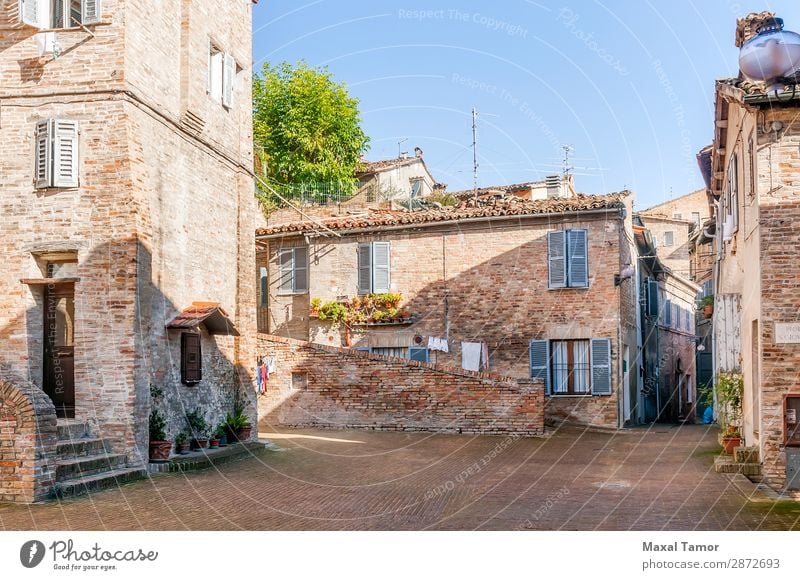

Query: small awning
left=166, top=301, right=239, bottom=336
left=20, top=277, right=79, bottom=285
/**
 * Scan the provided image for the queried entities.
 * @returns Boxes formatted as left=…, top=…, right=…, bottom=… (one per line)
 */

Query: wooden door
left=43, top=285, right=75, bottom=418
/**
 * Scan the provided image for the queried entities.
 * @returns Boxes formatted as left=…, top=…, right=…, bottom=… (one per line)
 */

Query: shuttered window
left=34, top=119, right=79, bottom=189
left=21, top=0, right=40, bottom=26
left=664, top=299, right=672, bottom=326
left=259, top=266, right=268, bottom=307
left=357, top=242, right=391, bottom=294
left=646, top=279, right=659, bottom=317
left=222, top=53, right=235, bottom=108
left=548, top=229, right=588, bottom=288
left=181, top=332, right=202, bottom=385
left=208, top=40, right=235, bottom=107
left=81, top=0, right=101, bottom=24
left=409, top=348, right=429, bottom=362
left=530, top=337, right=613, bottom=396
left=277, top=247, right=308, bottom=294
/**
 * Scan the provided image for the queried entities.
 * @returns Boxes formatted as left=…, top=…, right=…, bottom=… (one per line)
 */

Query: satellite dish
left=739, top=17, right=800, bottom=92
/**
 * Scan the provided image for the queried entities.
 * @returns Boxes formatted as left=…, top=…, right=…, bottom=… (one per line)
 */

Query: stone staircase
left=714, top=446, right=762, bottom=477
left=54, top=420, right=147, bottom=499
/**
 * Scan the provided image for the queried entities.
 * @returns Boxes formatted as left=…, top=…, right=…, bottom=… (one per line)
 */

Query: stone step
left=56, top=420, right=91, bottom=440
left=714, top=455, right=762, bottom=476
left=54, top=466, right=147, bottom=499
left=56, top=437, right=112, bottom=460
left=55, top=453, right=128, bottom=480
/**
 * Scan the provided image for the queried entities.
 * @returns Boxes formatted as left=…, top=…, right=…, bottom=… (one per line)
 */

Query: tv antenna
left=562, top=144, right=573, bottom=178
left=397, top=137, right=408, bottom=158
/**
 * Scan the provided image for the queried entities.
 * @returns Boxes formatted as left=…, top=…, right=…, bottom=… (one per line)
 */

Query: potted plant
left=209, top=430, right=220, bottom=449
left=226, top=403, right=252, bottom=442
left=149, top=409, right=172, bottom=462
left=186, top=408, right=209, bottom=450
left=717, top=371, right=744, bottom=454
left=175, top=430, right=190, bottom=455
left=214, top=423, right=228, bottom=447
left=701, top=295, right=714, bottom=319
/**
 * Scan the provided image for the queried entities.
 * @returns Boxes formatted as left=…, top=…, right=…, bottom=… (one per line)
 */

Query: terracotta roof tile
left=357, top=157, right=422, bottom=174
left=166, top=302, right=239, bottom=336
left=448, top=181, right=543, bottom=200
left=256, top=191, right=629, bottom=237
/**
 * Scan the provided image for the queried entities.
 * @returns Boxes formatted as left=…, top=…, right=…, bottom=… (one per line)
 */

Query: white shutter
left=278, top=249, right=294, bottom=294
left=21, top=0, right=41, bottom=27
left=547, top=230, right=566, bottom=288
left=357, top=243, right=371, bottom=294
left=222, top=53, right=235, bottom=108
left=567, top=229, right=588, bottom=288
left=82, top=0, right=101, bottom=24
left=35, top=119, right=52, bottom=189
left=293, top=247, right=308, bottom=293
left=591, top=338, right=612, bottom=395
left=529, top=340, right=551, bottom=395
left=52, top=119, right=79, bottom=188
left=372, top=242, right=390, bottom=293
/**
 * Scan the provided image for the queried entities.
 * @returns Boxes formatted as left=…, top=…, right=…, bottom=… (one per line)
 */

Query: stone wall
left=258, top=335, right=545, bottom=436
left=0, top=376, right=57, bottom=503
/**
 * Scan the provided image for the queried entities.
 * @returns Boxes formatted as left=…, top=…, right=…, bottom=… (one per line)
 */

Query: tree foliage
left=253, top=61, right=370, bottom=202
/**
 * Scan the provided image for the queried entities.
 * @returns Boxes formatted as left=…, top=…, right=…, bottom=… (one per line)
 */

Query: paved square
left=1, top=425, right=798, bottom=530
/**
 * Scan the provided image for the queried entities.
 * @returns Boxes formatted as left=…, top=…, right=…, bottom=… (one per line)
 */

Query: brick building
left=699, top=12, right=800, bottom=491
left=0, top=0, right=257, bottom=501
left=256, top=192, right=643, bottom=429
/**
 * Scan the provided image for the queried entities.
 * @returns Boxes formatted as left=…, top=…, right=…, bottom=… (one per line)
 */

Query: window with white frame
left=727, top=153, right=739, bottom=233
left=20, top=0, right=101, bottom=28
left=277, top=247, right=308, bottom=294
left=673, top=212, right=682, bottom=220
left=530, top=338, right=612, bottom=396
left=547, top=229, right=588, bottom=288
left=208, top=40, right=235, bottom=108
left=663, top=231, right=674, bottom=247
left=357, top=242, right=391, bottom=294
left=35, top=119, right=79, bottom=189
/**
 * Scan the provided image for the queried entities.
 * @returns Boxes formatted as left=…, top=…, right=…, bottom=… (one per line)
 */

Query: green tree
left=253, top=61, right=370, bottom=204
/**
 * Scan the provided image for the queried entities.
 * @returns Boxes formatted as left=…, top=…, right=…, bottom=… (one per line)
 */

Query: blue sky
left=252, top=1, right=800, bottom=209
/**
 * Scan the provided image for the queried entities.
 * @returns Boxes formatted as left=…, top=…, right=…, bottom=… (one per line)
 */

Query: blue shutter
left=548, top=231, right=566, bottom=288
left=372, top=242, right=391, bottom=293
left=567, top=229, right=588, bottom=288
left=647, top=279, right=659, bottom=317
left=357, top=243, right=371, bottom=294
left=591, top=338, right=612, bottom=395
left=409, top=348, right=429, bottom=362
left=529, top=340, right=551, bottom=394
left=664, top=299, right=672, bottom=326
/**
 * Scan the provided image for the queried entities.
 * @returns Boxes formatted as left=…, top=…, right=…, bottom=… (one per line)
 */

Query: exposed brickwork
left=258, top=334, right=545, bottom=436
left=0, top=375, right=58, bottom=503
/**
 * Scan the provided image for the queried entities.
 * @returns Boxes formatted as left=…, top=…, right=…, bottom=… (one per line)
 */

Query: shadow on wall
left=0, top=237, right=256, bottom=470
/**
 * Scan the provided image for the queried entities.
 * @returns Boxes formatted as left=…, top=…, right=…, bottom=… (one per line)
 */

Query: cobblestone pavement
left=1, top=424, right=799, bottom=530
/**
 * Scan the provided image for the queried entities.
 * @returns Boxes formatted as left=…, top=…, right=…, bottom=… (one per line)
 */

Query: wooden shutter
left=181, top=332, right=202, bottom=385
left=529, top=339, right=551, bottom=394
left=82, top=0, right=101, bottom=24
left=259, top=266, right=268, bottom=307
left=591, top=338, right=612, bottom=395
left=53, top=120, right=79, bottom=188
left=567, top=229, right=588, bottom=288
left=372, top=242, right=390, bottom=293
left=547, top=230, right=566, bottom=288
left=357, top=243, right=371, bottom=294
left=35, top=119, right=52, bottom=189
left=293, top=247, right=308, bottom=293
left=278, top=249, right=294, bottom=293
left=646, top=279, right=659, bottom=317
left=664, top=299, right=672, bottom=326
left=21, top=0, right=40, bottom=27
left=409, top=347, right=429, bottom=362
left=222, top=53, right=235, bottom=108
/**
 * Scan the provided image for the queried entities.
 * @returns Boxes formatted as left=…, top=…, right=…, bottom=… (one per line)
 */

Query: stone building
left=0, top=0, right=257, bottom=502
left=256, top=192, right=643, bottom=429
left=355, top=147, right=439, bottom=207
left=699, top=12, right=800, bottom=491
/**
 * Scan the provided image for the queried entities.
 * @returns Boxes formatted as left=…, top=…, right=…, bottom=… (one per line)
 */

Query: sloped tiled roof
left=256, top=191, right=629, bottom=237
left=357, top=156, right=423, bottom=175
left=166, top=302, right=239, bottom=336
left=448, top=181, right=543, bottom=201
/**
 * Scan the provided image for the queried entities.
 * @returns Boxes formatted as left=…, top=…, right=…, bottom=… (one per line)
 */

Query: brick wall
left=0, top=375, right=58, bottom=503
left=258, top=335, right=545, bottom=436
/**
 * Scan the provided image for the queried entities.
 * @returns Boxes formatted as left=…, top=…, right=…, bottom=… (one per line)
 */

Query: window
left=21, top=0, right=101, bottom=28
left=748, top=135, right=756, bottom=198
left=530, top=338, right=612, bottom=396
left=208, top=41, right=235, bottom=108
left=727, top=153, right=739, bottom=233
left=277, top=247, right=308, bottom=294
left=410, top=179, right=423, bottom=198
left=673, top=213, right=682, bottom=220
left=548, top=229, right=588, bottom=288
left=291, top=372, right=308, bottom=391
left=259, top=266, right=268, bottom=307
left=691, top=212, right=701, bottom=227
left=35, top=119, right=79, bottom=189
left=663, top=231, right=674, bottom=247
left=181, top=332, right=202, bottom=385
left=357, top=242, right=391, bottom=294
left=370, top=347, right=407, bottom=358
left=664, top=299, right=672, bottom=327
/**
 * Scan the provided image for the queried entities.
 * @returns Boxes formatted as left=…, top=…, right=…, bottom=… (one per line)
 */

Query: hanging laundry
left=481, top=342, right=489, bottom=371
left=260, top=364, right=268, bottom=392
left=255, top=362, right=263, bottom=393
left=461, top=341, right=482, bottom=372
left=427, top=336, right=449, bottom=353
left=266, top=356, right=277, bottom=375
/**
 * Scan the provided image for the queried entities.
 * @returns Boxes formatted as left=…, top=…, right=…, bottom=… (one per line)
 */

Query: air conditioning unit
left=722, top=215, right=734, bottom=241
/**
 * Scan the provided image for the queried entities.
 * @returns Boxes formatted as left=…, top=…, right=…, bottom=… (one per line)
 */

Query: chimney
left=545, top=175, right=561, bottom=198
left=414, top=147, right=423, bottom=158
left=735, top=11, right=776, bottom=47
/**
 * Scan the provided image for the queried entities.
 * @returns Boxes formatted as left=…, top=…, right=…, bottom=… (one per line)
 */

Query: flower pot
left=209, top=437, right=220, bottom=449
left=177, top=442, right=191, bottom=455
left=149, top=440, right=172, bottom=462
left=218, top=434, right=228, bottom=447
left=703, top=304, right=713, bottom=319
left=191, top=438, right=209, bottom=451
left=235, top=425, right=252, bottom=442
left=722, top=436, right=742, bottom=454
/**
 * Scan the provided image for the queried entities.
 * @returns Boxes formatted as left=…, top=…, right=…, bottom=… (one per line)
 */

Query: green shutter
left=548, top=231, right=566, bottom=288
left=647, top=279, right=659, bottom=317
left=591, top=338, right=612, bottom=395
left=529, top=339, right=551, bottom=394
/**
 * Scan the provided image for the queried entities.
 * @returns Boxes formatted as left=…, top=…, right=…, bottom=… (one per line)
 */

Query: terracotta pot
left=235, top=425, right=252, bottom=442
left=177, top=442, right=191, bottom=455
left=703, top=304, right=713, bottom=319
left=722, top=436, right=742, bottom=454
left=149, top=440, right=172, bottom=462
left=209, top=437, right=220, bottom=449
left=344, top=325, right=353, bottom=347
left=192, top=438, right=209, bottom=450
